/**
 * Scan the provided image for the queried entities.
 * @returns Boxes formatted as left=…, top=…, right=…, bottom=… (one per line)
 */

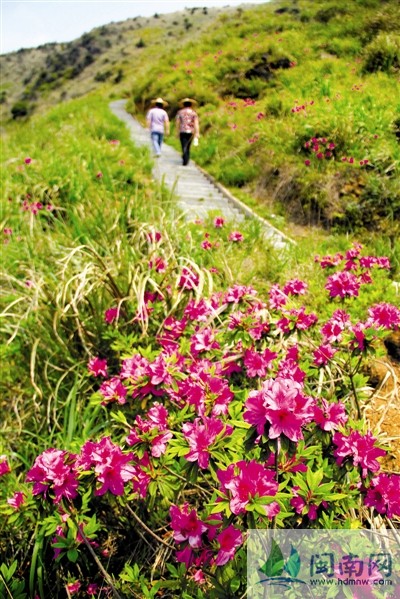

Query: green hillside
left=1, top=2, right=400, bottom=598
left=2, top=0, right=399, bottom=238
left=125, top=0, right=400, bottom=235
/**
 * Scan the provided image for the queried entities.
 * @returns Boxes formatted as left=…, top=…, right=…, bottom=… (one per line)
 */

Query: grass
left=123, top=0, right=399, bottom=236
left=0, top=2, right=400, bottom=595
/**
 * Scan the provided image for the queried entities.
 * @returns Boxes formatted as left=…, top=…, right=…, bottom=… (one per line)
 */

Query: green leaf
left=327, top=493, right=348, bottom=501
left=259, top=539, right=284, bottom=577
left=67, top=548, right=79, bottom=563
left=210, top=501, right=229, bottom=514
left=306, top=468, right=324, bottom=491
left=252, top=503, right=270, bottom=516
left=229, top=420, right=251, bottom=429
left=230, top=577, right=241, bottom=593
left=284, top=545, right=301, bottom=578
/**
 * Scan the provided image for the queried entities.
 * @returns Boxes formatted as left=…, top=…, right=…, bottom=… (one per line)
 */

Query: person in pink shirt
left=146, top=98, right=170, bottom=157
left=176, top=98, right=200, bottom=166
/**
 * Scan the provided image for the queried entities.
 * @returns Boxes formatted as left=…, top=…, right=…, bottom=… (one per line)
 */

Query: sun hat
left=179, top=97, right=198, bottom=106
left=151, top=97, right=168, bottom=106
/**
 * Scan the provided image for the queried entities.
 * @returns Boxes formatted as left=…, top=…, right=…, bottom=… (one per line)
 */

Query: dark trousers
left=180, top=132, right=193, bottom=165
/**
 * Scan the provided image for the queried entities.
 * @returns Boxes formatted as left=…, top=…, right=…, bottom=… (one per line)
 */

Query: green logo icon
left=258, top=539, right=306, bottom=589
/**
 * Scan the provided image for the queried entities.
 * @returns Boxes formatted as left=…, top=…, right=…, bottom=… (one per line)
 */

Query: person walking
left=176, top=98, right=200, bottom=166
left=146, top=98, right=170, bottom=157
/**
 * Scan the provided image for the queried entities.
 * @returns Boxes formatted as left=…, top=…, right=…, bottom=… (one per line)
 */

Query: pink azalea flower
left=320, top=309, right=351, bottom=342
left=120, top=353, right=149, bottom=381
left=0, top=456, right=11, bottom=477
left=325, top=270, right=361, bottom=298
left=66, top=581, right=81, bottom=595
left=290, top=489, right=325, bottom=521
left=376, top=256, right=391, bottom=269
left=157, top=316, right=187, bottom=349
left=366, top=303, right=400, bottom=330
left=184, top=298, right=213, bottom=321
left=277, top=355, right=306, bottom=384
left=268, top=284, right=287, bottom=309
left=149, top=256, right=167, bottom=272
left=7, top=491, right=25, bottom=509
left=146, top=230, right=162, bottom=243
left=225, top=284, right=256, bottom=303
left=129, top=404, right=171, bottom=451
left=192, top=569, right=206, bottom=584
left=276, top=316, right=291, bottom=334
left=243, top=348, right=277, bottom=378
left=76, top=437, right=137, bottom=496
left=178, top=267, right=199, bottom=290
left=151, top=431, right=173, bottom=457
left=266, top=452, right=307, bottom=474
left=209, top=376, right=234, bottom=416
left=283, top=279, right=308, bottom=296
left=148, top=353, right=171, bottom=385
left=313, top=343, right=337, bottom=366
left=182, top=417, right=232, bottom=469
left=244, top=378, right=314, bottom=442
left=176, top=545, right=195, bottom=567
left=229, top=231, right=244, bottom=242
left=217, top=460, right=279, bottom=516
left=26, top=449, right=78, bottom=503
left=190, top=328, right=220, bottom=355
left=169, top=503, right=207, bottom=548
left=147, top=402, right=169, bottom=429
left=214, top=525, right=243, bottom=566
left=88, top=357, right=108, bottom=377
left=364, top=473, right=400, bottom=518
left=104, top=306, right=119, bottom=324
left=350, top=321, right=368, bottom=350
left=314, top=399, right=348, bottom=431
left=333, top=431, right=386, bottom=478
left=99, top=377, right=127, bottom=405
left=315, top=252, right=344, bottom=269
left=292, top=307, right=318, bottom=330
left=201, top=240, right=213, bottom=250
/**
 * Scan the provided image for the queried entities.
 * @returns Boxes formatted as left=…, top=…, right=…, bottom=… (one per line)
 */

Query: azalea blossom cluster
left=291, top=99, right=315, bottom=114
left=21, top=198, right=54, bottom=215
left=302, top=136, right=371, bottom=168
left=303, top=136, right=336, bottom=165
left=25, top=437, right=150, bottom=503
left=317, top=242, right=391, bottom=297
left=19, top=240, right=400, bottom=595
left=169, top=502, right=242, bottom=578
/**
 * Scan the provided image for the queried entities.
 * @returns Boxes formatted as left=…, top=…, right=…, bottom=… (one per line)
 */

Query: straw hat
left=179, top=97, right=197, bottom=106
left=151, top=97, right=168, bottom=106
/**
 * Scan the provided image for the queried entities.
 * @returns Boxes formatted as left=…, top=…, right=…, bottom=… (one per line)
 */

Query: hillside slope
left=0, top=5, right=235, bottom=118
left=1, top=0, right=399, bottom=239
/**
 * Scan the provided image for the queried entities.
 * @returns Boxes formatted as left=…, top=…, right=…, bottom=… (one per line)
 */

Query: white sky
left=1, top=0, right=269, bottom=54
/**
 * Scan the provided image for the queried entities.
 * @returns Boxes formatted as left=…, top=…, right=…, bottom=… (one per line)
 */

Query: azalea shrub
left=2, top=236, right=399, bottom=598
